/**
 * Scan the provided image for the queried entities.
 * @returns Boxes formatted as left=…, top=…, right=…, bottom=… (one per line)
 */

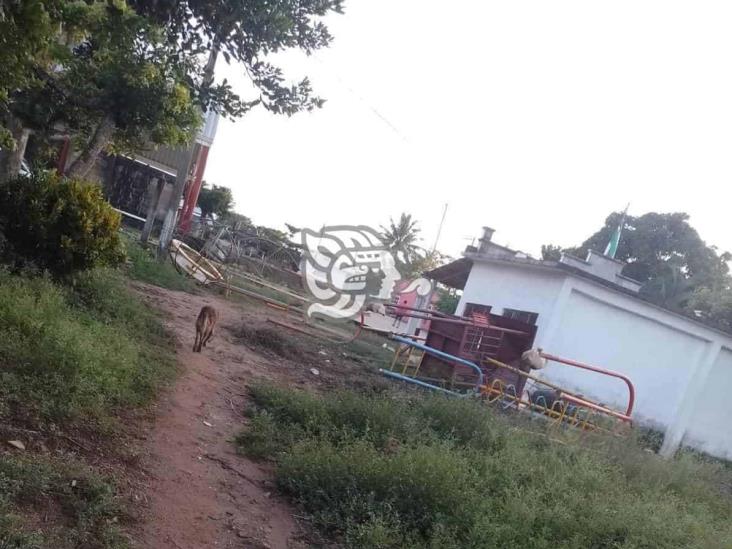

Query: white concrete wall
left=457, top=259, right=732, bottom=458
left=682, top=348, right=732, bottom=459
left=457, top=263, right=565, bottom=344
left=540, top=287, right=709, bottom=426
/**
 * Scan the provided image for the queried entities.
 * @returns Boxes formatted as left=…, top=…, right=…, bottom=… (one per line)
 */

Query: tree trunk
left=0, top=116, right=31, bottom=183
left=66, top=114, right=116, bottom=179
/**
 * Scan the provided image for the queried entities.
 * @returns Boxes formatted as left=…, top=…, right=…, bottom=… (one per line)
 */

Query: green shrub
left=278, top=439, right=480, bottom=540
left=246, top=384, right=424, bottom=450
left=0, top=172, right=124, bottom=277
left=0, top=268, right=175, bottom=424
left=239, top=385, right=732, bottom=548
left=0, top=267, right=170, bottom=548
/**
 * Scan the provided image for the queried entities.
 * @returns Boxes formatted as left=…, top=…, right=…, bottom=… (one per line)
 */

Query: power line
left=312, top=54, right=409, bottom=142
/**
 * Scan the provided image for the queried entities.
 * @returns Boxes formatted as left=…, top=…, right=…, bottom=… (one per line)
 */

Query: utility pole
left=157, top=43, right=219, bottom=258
left=431, top=203, right=448, bottom=254
left=157, top=144, right=199, bottom=255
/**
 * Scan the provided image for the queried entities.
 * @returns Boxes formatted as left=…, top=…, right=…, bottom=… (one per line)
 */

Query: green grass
left=0, top=266, right=177, bottom=546
left=0, top=455, right=128, bottom=548
left=122, top=234, right=197, bottom=293
left=238, top=384, right=732, bottom=548
left=0, top=268, right=176, bottom=424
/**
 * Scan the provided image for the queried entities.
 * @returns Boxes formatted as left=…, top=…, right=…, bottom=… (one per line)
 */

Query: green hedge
left=0, top=172, right=124, bottom=276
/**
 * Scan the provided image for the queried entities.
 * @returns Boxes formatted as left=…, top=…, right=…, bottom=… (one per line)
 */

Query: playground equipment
left=382, top=307, right=635, bottom=433
left=169, top=239, right=223, bottom=284
left=169, top=235, right=369, bottom=344
left=168, top=233, right=634, bottom=432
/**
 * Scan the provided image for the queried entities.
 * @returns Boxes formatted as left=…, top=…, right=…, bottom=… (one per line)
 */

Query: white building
left=429, top=227, right=732, bottom=459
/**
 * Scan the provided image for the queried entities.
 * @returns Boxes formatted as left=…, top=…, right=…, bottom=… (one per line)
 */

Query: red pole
left=540, top=352, right=636, bottom=418
left=178, top=144, right=210, bottom=232
left=56, top=137, right=71, bottom=174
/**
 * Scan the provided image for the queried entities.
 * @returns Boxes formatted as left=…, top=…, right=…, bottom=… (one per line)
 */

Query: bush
left=0, top=268, right=176, bottom=424
left=0, top=172, right=124, bottom=276
left=239, top=385, right=732, bottom=548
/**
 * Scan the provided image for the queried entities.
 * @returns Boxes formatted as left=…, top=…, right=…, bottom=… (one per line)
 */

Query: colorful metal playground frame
left=168, top=241, right=636, bottom=432
left=383, top=334, right=635, bottom=434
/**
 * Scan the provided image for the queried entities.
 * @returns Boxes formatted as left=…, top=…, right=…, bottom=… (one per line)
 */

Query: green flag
left=604, top=204, right=629, bottom=259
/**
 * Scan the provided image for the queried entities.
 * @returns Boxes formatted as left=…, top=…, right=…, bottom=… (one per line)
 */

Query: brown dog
left=193, top=306, right=217, bottom=352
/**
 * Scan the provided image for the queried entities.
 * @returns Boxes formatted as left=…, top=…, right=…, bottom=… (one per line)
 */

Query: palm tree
left=380, top=213, right=422, bottom=266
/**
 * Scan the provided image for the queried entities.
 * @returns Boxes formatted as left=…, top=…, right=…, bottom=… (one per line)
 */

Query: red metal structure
left=385, top=305, right=635, bottom=430
left=414, top=307, right=537, bottom=394
left=540, top=353, right=635, bottom=418
left=178, top=144, right=211, bottom=233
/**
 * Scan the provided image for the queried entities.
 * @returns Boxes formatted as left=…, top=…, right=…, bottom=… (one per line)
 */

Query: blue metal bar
left=390, top=335, right=484, bottom=390
left=378, top=369, right=462, bottom=396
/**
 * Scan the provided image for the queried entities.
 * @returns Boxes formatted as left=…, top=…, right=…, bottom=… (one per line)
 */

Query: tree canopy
left=380, top=212, right=449, bottom=279
left=197, top=182, right=234, bottom=219
left=0, top=0, right=344, bottom=180
left=543, top=211, right=732, bottom=331
left=381, top=213, right=421, bottom=265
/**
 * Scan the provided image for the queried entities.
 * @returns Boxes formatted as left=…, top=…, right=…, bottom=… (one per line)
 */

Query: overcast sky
left=205, top=1, right=732, bottom=259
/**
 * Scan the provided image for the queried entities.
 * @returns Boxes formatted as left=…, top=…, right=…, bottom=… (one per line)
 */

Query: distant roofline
left=465, top=251, right=644, bottom=296
left=458, top=252, right=732, bottom=341
left=586, top=249, right=629, bottom=267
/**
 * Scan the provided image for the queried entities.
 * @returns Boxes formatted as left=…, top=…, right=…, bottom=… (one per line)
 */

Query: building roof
left=426, top=252, right=732, bottom=340
left=426, top=257, right=473, bottom=289
left=428, top=252, right=650, bottom=298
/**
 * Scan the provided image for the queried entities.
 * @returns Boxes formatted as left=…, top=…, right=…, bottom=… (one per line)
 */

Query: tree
left=541, top=244, right=563, bottom=261
left=61, top=3, right=202, bottom=177
left=379, top=213, right=452, bottom=279
left=197, top=182, right=233, bottom=219
left=1, top=0, right=345, bottom=181
left=74, top=0, right=344, bottom=168
left=542, top=211, right=732, bottom=328
left=128, top=0, right=342, bottom=114
left=688, top=285, right=732, bottom=333
left=559, top=212, right=722, bottom=285
left=400, top=250, right=450, bottom=279
left=0, top=1, right=201, bottom=180
left=381, top=213, right=422, bottom=266
left=222, top=211, right=253, bottom=230
left=435, top=287, right=460, bottom=315
left=0, top=0, right=68, bottom=176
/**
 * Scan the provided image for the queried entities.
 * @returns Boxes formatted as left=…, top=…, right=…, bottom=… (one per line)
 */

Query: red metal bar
left=540, top=352, right=635, bottom=418
left=56, top=137, right=71, bottom=174
left=178, top=144, right=210, bottom=232
left=384, top=305, right=528, bottom=335
left=480, top=356, right=633, bottom=424
left=385, top=304, right=455, bottom=319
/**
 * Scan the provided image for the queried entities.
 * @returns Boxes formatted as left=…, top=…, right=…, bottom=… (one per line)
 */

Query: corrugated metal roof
left=130, top=111, right=219, bottom=173
left=133, top=146, right=190, bottom=175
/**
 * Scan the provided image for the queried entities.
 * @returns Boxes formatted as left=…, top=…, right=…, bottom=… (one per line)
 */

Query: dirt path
left=131, top=283, right=306, bottom=549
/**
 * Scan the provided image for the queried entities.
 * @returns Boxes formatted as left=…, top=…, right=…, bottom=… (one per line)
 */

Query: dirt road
left=131, top=283, right=305, bottom=549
